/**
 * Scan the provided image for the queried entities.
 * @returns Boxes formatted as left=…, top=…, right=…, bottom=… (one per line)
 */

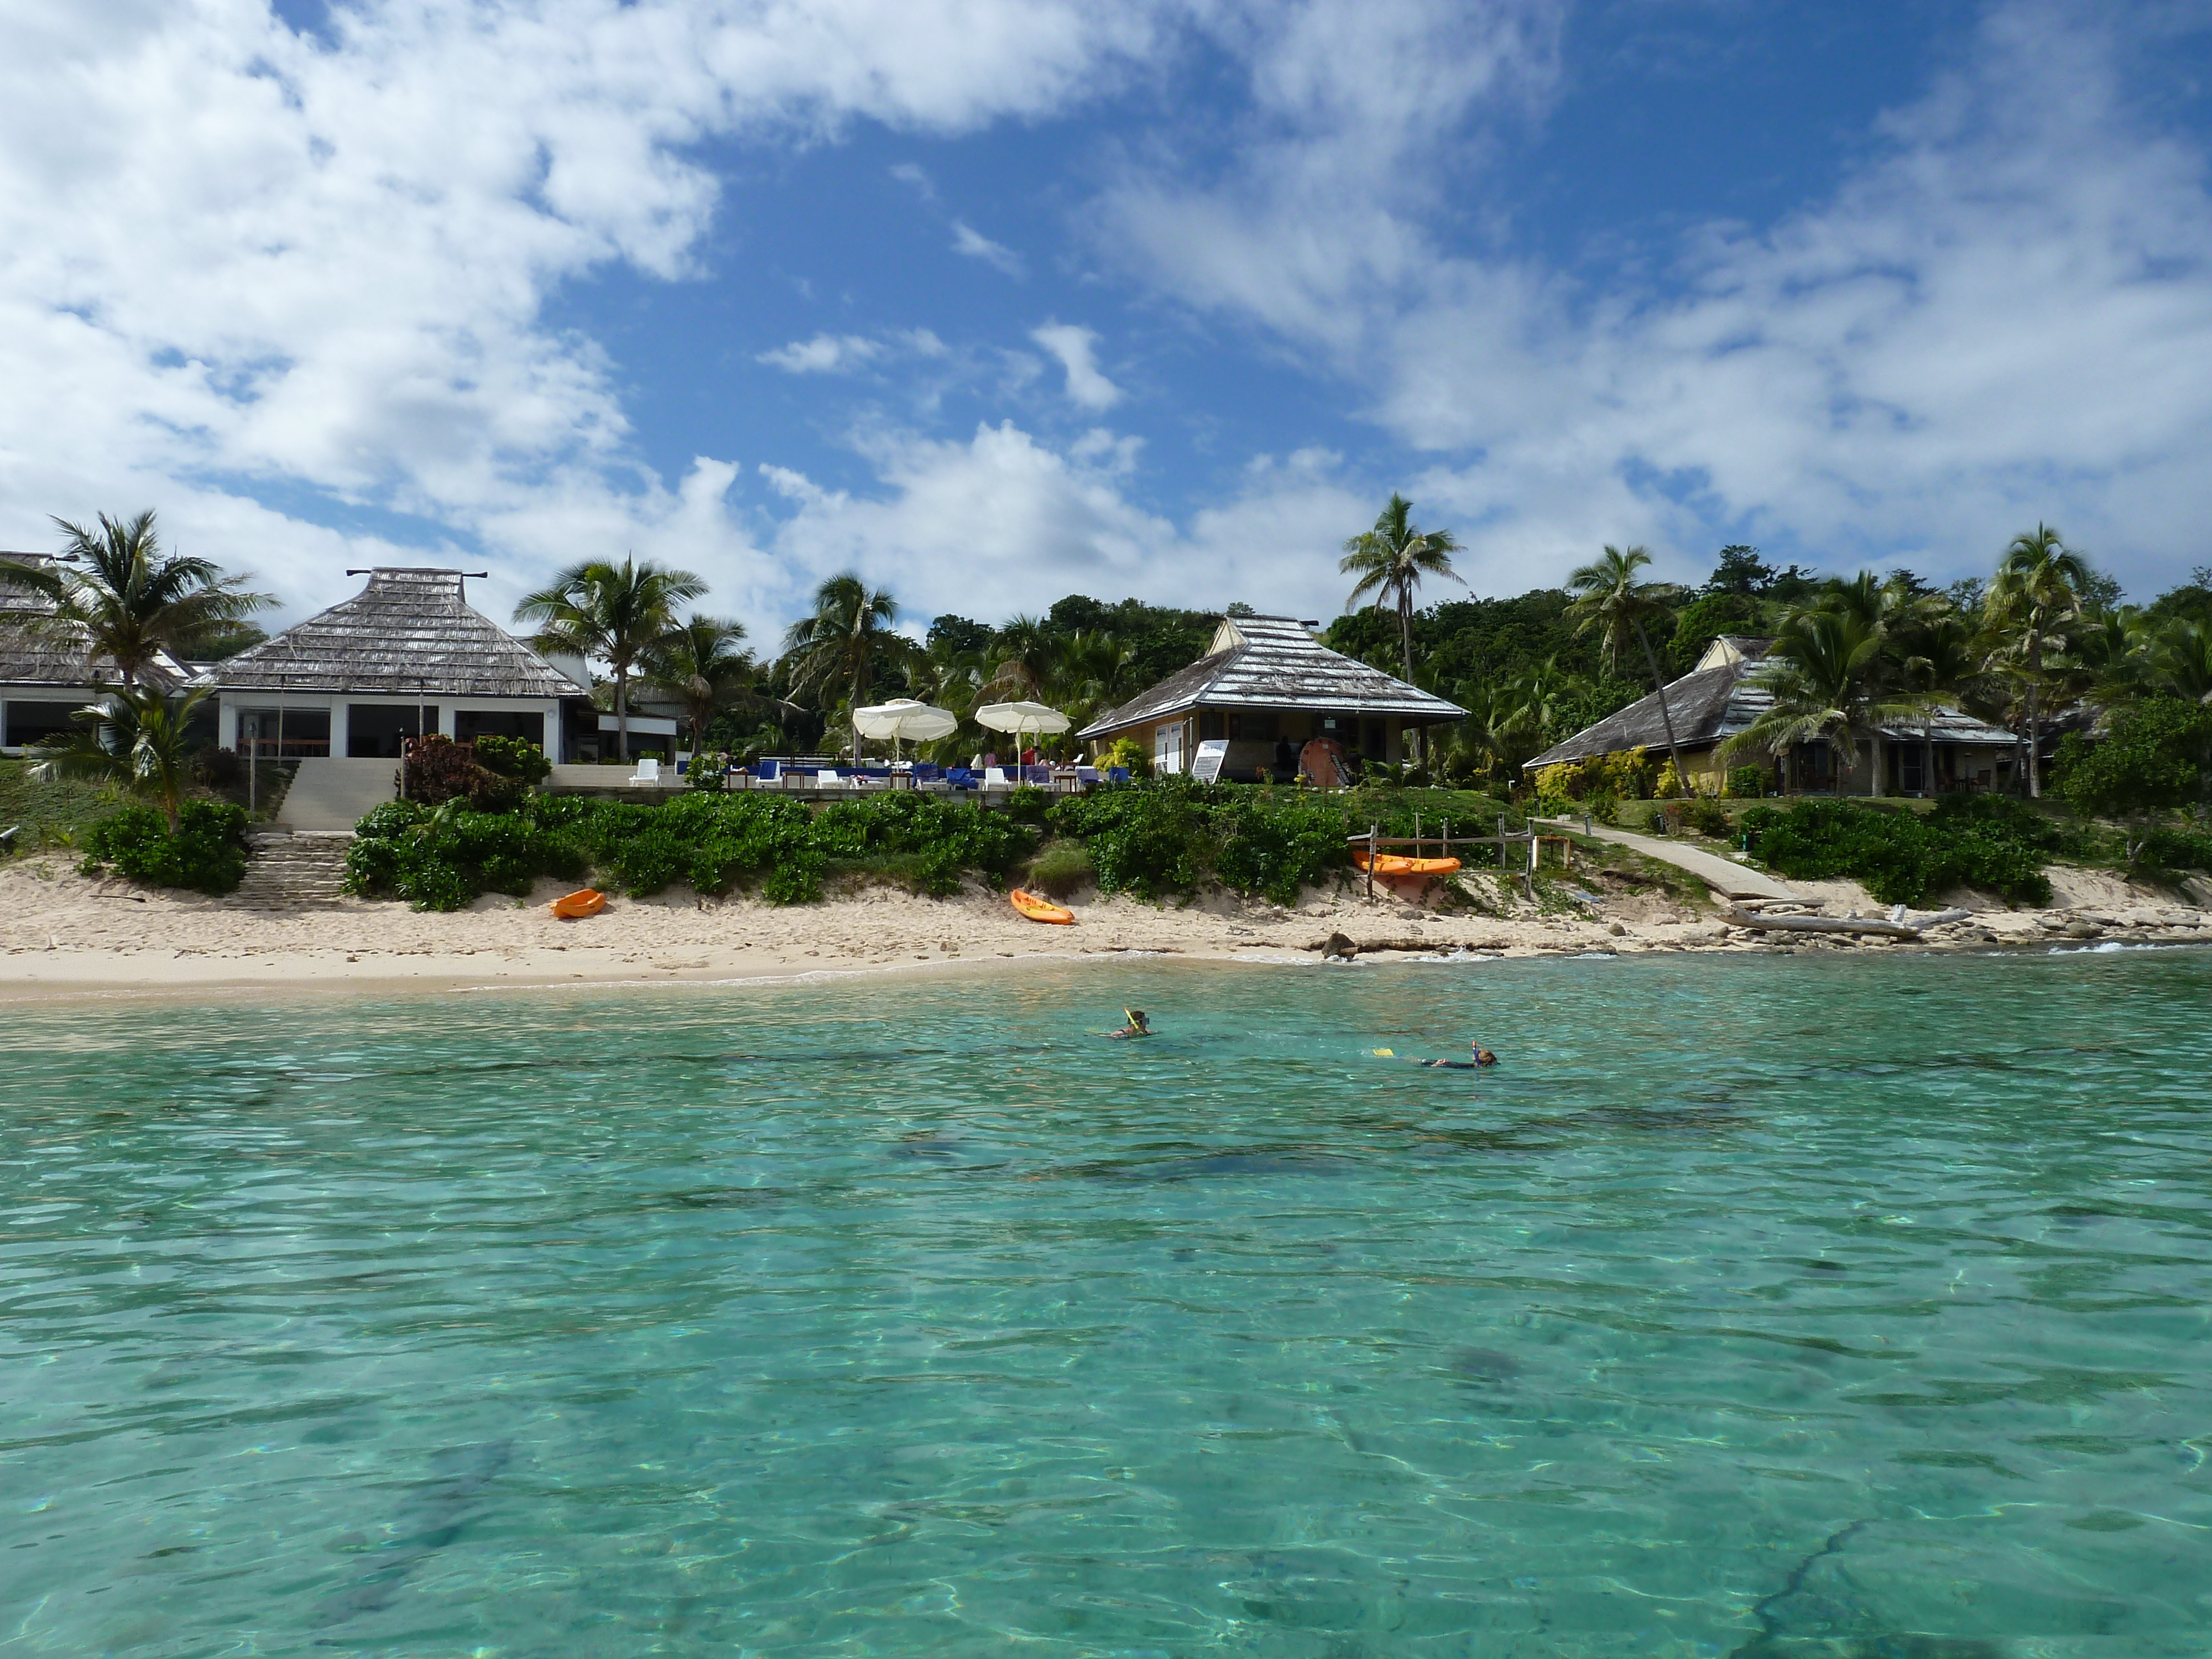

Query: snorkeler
left=1374, top=1040, right=1496, bottom=1068
left=1108, top=1009, right=1153, bottom=1039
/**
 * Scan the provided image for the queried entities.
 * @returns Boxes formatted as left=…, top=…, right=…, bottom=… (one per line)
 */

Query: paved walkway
left=1542, top=818, right=1797, bottom=900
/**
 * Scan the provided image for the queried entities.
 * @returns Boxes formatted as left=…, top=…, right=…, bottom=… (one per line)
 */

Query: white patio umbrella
left=974, top=700, right=1071, bottom=775
left=852, top=698, right=958, bottom=759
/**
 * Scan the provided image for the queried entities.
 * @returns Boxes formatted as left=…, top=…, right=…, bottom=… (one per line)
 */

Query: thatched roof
left=1079, top=614, right=1465, bottom=739
left=1525, top=635, right=2014, bottom=769
left=210, top=568, right=583, bottom=698
left=0, top=552, right=190, bottom=691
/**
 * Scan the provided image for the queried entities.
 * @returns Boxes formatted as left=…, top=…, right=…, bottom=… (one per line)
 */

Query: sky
left=5, top=0, right=2212, bottom=644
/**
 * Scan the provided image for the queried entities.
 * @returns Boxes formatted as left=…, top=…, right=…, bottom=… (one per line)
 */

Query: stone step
left=232, top=831, right=357, bottom=910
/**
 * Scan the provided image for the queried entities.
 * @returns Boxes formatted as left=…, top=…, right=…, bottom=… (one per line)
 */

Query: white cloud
left=758, top=417, right=1374, bottom=622
left=0, top=0, right=1170, bottom=625
left=951, top=220, right=1027, bottom=277
left=758, top=334, right=888, bottom=373
left=1029, top=322, right=1123, bottom=409
left=1098, top=1, right=2212, bottom=597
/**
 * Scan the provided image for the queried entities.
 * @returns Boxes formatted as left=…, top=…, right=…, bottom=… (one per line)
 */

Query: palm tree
left=1896, top=606, right=1982, bottom=796
left=780, top=573, right=909, bottom=762
left=1984, top=523, right=2091, bottom=797
left=1565, top=545, right=1692, bottom=794
left=1721, top=609, right=1923, bottom=792
left=641, top=615, right=757, bottom=758
left=1040, top=630, right=1134, bottom=744
left=1340, top=494, right=1464, bottom=765
left=32, top=683, right=211, bottom=831
left=1447, top=680, right=1542, bottom=787
left=515, top=554, right=705, bottom=762
left=1, top=510, right=270, bottom=685
left=2142, top=615, right=2212, bottom=705
left=980, top=614, right=1056, bottom=702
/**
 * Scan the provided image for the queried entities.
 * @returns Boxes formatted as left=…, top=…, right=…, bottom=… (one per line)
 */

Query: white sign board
left=1191, top=739, right=1229, bottom=784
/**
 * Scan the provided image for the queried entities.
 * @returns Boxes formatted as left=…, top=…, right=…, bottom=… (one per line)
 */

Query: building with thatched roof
left=1078, top=613, right=1465, bottom=778
left=0, top=552, right=197, bottom=752
left=1525, top=636, right=2018, bottom=796
left=205, top=568, right=597, bottom=760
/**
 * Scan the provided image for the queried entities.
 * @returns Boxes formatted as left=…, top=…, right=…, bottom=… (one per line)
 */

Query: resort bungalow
left=206, top=567, right=597, bottom=760
left=1078, top=613, right=1467, bottom=778
left=1525, top=635, right=2018, bottom=796
left=0, top=552, right=201, bottom=753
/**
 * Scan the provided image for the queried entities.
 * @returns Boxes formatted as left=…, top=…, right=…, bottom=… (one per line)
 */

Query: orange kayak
left=549, top=888, right=607, bottom=919
left=1354, top=851, right=1462, bottom=876
left=1010, top=888, right=1074, bottom=925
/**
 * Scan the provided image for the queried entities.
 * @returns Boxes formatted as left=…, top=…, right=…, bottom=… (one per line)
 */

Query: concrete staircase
left=279, top=757, right=398, bottom=831
left=232, top=830, right=356, bottom=909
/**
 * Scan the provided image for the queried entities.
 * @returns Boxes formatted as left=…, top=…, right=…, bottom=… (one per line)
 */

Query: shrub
left=1682, top=797, right=1733, bottom=838
left=401, top=734, right=523, bottom=811
left=1026, top=839, right=1095, bottom=898
left=80, top=800, right=249, bottom=894
left=1048, top=776, right=1379, bottom=906
left=2053, top=697, right=2212, bottom=865
left=1100, top=736, right=1151, bottom=778
left=345, top=786, right=1029, bottom=909
left=475, top=734, right=552, bottom=785
left=2136, top=824, right=2212, bottom=874
left=1725, top=765, right=1767, bottom=800
left=1739, top=797, right=2053, bottom=906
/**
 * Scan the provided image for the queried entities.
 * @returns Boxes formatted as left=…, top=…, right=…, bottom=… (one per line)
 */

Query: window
left=3, top=700, right=80, bottom=749
left=348, top=703, right=438, bottom=758
left=1229, top=711, right=1277, bottom=742
left=455, top=709, right=545, bottom=748
left=1197, top=709, right=1226, bottom=740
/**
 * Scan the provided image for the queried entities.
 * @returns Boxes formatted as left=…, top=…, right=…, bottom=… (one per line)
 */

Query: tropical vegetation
left=1, top=510, right=270, bottom=682
left=515, top=554, right=706, bottom=761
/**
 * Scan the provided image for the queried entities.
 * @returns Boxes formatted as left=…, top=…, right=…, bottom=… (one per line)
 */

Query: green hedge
left=346, top=778, right=1531, bottom=913
left=79, top=800, right=251, bottom=894
left=1045, top=777, right=1512, bottom=905
left=1738, top=795, right=2072, bottom=906
left=346, top=789, right=1033, bottom=911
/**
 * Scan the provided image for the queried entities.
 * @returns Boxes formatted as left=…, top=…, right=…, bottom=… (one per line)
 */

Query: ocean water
left=3, top=950, right=2210, bottom=1658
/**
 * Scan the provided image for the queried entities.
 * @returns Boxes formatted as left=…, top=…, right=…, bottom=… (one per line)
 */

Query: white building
left=205, top=567, right=597, bottom=760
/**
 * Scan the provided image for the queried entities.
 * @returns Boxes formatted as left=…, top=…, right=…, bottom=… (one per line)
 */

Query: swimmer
left=1376, top=1039, right=1496, bottom=1068
left=1107, top=1008, right=1153, bottom=1039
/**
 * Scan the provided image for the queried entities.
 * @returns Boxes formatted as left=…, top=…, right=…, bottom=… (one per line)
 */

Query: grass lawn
left=0, top=759, right=129, bottom=852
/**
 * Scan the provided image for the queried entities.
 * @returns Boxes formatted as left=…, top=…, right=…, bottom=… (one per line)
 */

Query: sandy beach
left=2, top=849, right=2206, bottom=1002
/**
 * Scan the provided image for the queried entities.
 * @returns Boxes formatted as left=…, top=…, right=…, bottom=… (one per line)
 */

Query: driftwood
left=1720, top=904, right=1969, bottom=938
left=1308, top=932, right=1479, bottom=958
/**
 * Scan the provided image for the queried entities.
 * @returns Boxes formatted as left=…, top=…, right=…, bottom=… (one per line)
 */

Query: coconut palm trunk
left=1633, top=622, right=1691, bottom=797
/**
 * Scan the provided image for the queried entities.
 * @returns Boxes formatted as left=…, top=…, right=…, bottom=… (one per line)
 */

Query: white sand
left=0, top=854, right=2204, bottom=1001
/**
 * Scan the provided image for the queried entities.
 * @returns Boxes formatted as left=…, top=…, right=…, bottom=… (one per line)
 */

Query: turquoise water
left=4, top=951, right=2211, bottom=1657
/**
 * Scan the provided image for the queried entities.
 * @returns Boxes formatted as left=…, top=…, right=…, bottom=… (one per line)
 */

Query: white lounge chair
left=629, top=757, right=661, bottom=785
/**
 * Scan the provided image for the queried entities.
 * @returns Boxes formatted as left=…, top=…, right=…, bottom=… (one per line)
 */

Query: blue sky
left=5, top=1, right=2212, bottom=640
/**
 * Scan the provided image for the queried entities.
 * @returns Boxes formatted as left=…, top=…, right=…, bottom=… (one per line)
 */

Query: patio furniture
left=628, top=757, right=661, bottom=785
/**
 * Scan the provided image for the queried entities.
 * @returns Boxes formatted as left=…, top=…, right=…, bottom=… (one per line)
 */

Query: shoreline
left=2, top=855, right=2206, bottom=1004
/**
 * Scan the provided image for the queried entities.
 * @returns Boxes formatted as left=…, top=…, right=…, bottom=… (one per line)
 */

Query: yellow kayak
left=1010, top=889, right=1074, bottom=925
left=1354, top=851, right=1462, bottom=876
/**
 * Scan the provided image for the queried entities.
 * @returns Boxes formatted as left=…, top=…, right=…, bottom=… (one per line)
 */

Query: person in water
left=1438, top=1040, right=1499, bottom=1069
left=1108, top=1009, right=1152, bottom=1039
left=1376, top=1040, right=1496, bottom=1068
